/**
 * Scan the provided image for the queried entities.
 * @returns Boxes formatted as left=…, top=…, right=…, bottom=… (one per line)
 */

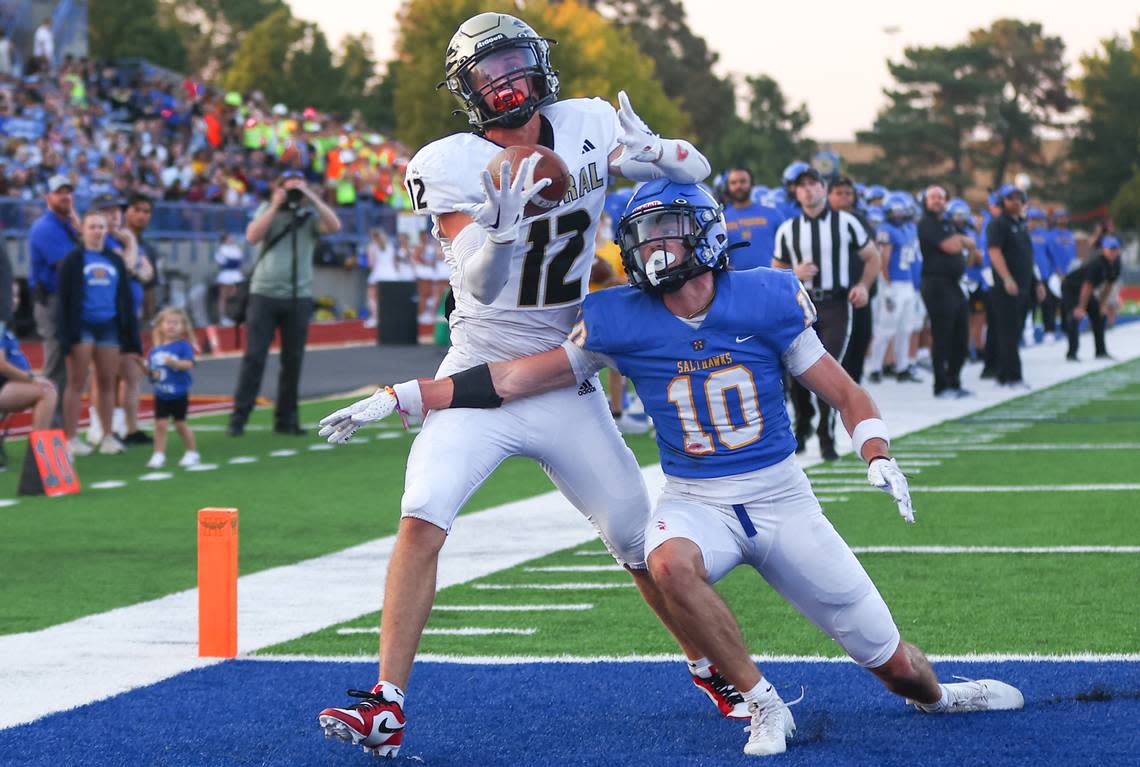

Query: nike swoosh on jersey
left=735, top=335, right=755, bottom=343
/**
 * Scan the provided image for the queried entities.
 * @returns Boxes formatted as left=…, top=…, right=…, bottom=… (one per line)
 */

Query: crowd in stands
left=0, top=54, right=410, bottom=213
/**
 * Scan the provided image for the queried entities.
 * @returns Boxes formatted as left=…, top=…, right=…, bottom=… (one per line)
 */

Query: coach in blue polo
left=28, top=174, right=80, bottom=409
left=722, top=166, right=784, bottom=269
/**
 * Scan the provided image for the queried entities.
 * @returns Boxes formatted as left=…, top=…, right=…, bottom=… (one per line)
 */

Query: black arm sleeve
left=448, top=363, right=504, bottom=409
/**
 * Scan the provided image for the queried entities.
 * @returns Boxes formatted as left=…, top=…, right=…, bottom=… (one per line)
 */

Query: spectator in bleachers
left=57, top=208, right=141, bottom=456
left=27, top=174, right=79, bottom=413
left=32, top=20, right=53, bottom=76
left=0, top=30, right=12, bottom=77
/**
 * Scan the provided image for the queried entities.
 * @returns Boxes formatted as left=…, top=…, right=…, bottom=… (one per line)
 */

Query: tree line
left=90, top=0, right=1140, bottom=222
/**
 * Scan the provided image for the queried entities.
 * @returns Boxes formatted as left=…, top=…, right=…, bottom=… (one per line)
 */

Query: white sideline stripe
left=185, top=464, right=219, bottom=472
left=245, top=652, right=1140, bottom=665
left=535, top=547, right=1140, bottom=566
left=852, top=546, right=1140, bottom=554
left=432, top=604, right=593, bottom=612
left=336, top=627, right=536, bottom=636
left=942, top=443, right=1140, bottom=451
left=525, top=566, right=623, bottom=573
left=806, top=483, right=1140, bottom=493
left=228, top=456, right=258, bottom=464
left=307, top=443, right=334, bottom=451
left=138, top=472, right=173, bottom=481
left=269, top=449, right=297, bottom=457
left=3, top=321, right=1138, bottom=729
left=89, top=480, right=127, bottom=489
left=473, top=582, right=637, bottom=591
left=0, top=499, right=17, bottom=508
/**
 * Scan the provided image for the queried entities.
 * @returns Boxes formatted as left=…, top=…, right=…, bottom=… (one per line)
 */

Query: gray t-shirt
left=249, top=203, right=319, bottom=299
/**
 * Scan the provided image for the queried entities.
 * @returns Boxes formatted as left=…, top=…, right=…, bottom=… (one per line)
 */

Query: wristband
left=391, top=380, right=423, bottom=420
left=852, top=417, right=890, bottom=461
left=448, top=364, right=504, bottom=409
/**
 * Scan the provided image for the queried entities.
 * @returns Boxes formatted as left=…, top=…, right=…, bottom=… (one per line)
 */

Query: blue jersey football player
left=323, top=180, right=1024, bottom=758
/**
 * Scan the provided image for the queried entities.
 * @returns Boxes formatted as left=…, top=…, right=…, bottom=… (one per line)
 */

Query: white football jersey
left=404, top=97, right=620, bottom=362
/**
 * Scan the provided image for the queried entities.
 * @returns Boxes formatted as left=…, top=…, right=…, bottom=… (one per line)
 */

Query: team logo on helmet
left=442, top=13, right=560, bottom=131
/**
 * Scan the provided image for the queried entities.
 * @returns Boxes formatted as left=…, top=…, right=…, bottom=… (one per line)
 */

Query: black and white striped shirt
left=774, top=207, right=871, bottom=292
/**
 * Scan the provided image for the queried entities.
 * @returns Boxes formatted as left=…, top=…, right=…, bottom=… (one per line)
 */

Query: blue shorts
left=79, top=320, right=120, bottom=348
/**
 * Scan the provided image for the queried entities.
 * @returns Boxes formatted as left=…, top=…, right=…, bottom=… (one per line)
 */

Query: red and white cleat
left=318, top=681, right=406, bottom=757
left=692, top=666, right=751, bottom=719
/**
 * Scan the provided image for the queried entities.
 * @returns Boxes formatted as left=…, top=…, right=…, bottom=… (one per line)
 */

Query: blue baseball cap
left=1101, top=235, right=1122, bottom=250
left=997, top=183, right=1027, bottom=202
left=1027, top=207, right=1046, bottom=220
left=280, top=169, right=305, bottom=180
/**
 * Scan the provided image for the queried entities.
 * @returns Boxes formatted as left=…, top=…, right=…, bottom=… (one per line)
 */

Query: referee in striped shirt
left=773, top=164, right=880, bottom=460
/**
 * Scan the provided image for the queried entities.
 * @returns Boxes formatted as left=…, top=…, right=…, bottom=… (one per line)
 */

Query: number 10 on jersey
left=667, top=365, right=763, bottom=454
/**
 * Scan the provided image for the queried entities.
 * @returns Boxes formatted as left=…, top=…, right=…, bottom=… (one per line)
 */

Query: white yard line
left=801, top=483, right=1140, bottom=493
left=472, top=583, right=637, bottom=590
left=2, top=321, right=1138, bottom=730
left=432, top=604, right=594, bottom=612
left=851, top=546, right=1140, bottom=554
left=248, top=652, right=1140, bottom=665
left=570, top=546, right=1140, bottom=556
left=936, top=443, right=1140, bottom=451
left=336, top=627, right=536, bottom=636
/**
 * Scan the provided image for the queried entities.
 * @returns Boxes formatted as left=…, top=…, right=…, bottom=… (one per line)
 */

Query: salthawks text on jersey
left=676, top=352, right=734, bottom=373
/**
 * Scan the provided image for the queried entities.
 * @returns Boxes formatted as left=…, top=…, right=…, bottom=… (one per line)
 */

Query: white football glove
left=455, top=157, right=551, bottom=244
left=318, top=387, right=401, bottom=444
left=867, top=457, right=915, bottom=524
left=612, top=90, right=663, bottom=166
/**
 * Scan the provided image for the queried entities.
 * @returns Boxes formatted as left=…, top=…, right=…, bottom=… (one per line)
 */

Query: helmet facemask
left=618, top=204, right=726, bottom=294
left=447, top=41, right=558, bottom=130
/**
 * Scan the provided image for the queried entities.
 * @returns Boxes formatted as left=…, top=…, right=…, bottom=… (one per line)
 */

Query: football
left=486, top=144, right=571, bottom=218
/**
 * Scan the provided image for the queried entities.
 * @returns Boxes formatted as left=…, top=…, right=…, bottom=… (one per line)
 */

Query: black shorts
left=155, top=396, right=189, bottom=421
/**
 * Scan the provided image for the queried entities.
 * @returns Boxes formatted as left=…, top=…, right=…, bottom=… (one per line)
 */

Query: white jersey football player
left=317, top=12, right=731, bottom=757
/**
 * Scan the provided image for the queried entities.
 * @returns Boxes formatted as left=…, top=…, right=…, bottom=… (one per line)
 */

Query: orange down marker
left=198, top=508, right=239, bottom=657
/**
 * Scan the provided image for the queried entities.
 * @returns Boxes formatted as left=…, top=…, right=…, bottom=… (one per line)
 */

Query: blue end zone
left=2, top=660, right=1136, bottom=766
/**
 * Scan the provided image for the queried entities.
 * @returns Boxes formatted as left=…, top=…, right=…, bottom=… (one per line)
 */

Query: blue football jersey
left=1047, top=228, right=1076, bottom=276
left=877, top=222, right=915, bottom=283
left=576, top=269, right=815, bottom=478
left=1030, top=229, right=1051, bottom=280
left=722, top=203, right=785, bottom=270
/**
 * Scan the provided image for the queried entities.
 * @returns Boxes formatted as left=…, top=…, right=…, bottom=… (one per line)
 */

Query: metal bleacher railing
left=1, top=196, right=399, bottom=324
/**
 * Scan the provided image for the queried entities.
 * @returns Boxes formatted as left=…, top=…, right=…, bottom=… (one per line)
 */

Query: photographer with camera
left=227, top=170, right=341, bottom=437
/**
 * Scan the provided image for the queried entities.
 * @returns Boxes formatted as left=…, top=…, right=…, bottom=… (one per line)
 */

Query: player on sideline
left=315, top=12, right=736, bottom=757
left=323, top=180, right=1024, bottom=758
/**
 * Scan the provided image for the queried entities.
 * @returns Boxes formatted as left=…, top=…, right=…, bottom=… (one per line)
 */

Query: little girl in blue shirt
left=145, top=308, right=200, bottom=468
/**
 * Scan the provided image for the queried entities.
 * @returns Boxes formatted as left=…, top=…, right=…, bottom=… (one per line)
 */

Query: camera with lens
left=285, top=188, right=304, bottom=209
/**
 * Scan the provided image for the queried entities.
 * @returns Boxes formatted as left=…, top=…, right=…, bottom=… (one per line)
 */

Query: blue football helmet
left=1027, top=206, right=1047, bottom=220
left=947, top=198, right=971, bottom=225
left=884, top=192, right=911, bottom=222
left=1053, top=206, right=1069, bottom=221
left=867, top=205, right=885, bottom=227
left=617, top=180, right=729, bottom=294
left=781, top=160, right=816, bottom=187
left=866, top=185, right=888, bottom=203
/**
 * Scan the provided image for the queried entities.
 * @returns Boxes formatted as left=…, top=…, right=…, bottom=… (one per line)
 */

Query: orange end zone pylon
left=198, top=508, right=239, bottom=657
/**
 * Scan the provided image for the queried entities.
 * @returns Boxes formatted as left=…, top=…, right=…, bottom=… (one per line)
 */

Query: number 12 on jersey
left=667, top=365, right=763, bottom=454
